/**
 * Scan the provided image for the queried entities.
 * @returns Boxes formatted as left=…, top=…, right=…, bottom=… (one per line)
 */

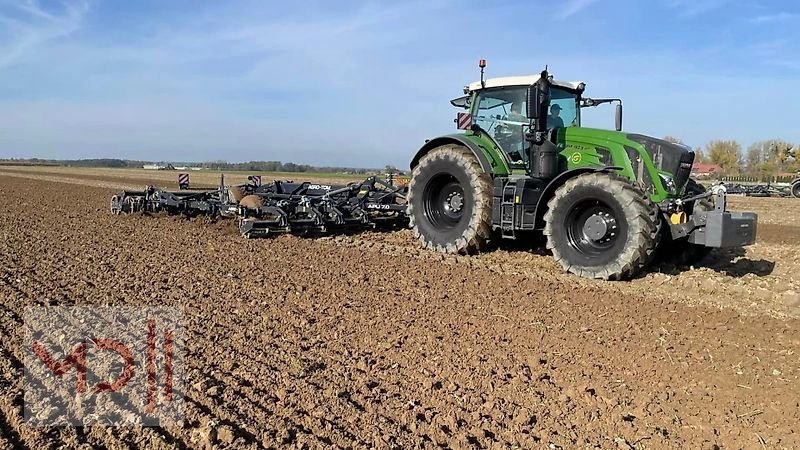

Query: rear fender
left=410, top=134, right=510, bottom=176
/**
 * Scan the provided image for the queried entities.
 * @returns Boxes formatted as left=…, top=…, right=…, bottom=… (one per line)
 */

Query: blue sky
left=0, top=0, right=798, bottom=168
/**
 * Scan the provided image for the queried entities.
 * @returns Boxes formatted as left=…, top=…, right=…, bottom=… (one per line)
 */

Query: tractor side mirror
left=615, top=103, right=623, bottom=131
left=526, top=85, right=541, bottom=120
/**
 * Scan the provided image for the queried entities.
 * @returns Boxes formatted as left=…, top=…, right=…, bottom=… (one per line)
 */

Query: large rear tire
left=543, top=172, right=660, bottom=280
left=408, top=145, right=493, bottom=254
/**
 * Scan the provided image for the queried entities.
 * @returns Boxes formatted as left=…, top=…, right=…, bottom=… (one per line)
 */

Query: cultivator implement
left=110, top=185, right=239, bottom=217
left=110, top=176, right=408, bottom=237
left=238, top=177, right=407, bottom=237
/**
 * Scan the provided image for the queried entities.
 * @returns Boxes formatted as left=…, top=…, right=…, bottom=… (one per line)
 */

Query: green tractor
left=407, top=62, right=757, bottom=280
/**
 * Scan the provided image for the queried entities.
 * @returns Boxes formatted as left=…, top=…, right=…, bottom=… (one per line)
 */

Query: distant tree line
left=0, top=158, right=149, bottom=168
left=662, top=137, right=799, bottom=177
left=197, top=160, right=378, bottom=174
left=0, top=158, right=388, bottom=174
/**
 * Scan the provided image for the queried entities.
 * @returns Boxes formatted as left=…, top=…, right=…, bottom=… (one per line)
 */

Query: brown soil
left=1, top=170, right=799, bottom=449
left=757, top=224, right=800, bottom=246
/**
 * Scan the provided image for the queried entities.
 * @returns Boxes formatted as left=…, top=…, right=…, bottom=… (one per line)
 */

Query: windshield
left=548, top=87, right=580, bottom=128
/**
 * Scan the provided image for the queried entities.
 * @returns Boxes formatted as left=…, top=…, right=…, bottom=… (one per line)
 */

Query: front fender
left=410, top=134, right=511, bottom=176
left=534, top=166, right=623, bottom=229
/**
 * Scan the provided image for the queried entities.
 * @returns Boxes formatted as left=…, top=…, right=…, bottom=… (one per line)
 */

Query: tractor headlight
left=659, top=173, right=676, bottom=193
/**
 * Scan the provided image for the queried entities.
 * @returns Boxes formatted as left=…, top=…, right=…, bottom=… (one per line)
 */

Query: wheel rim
left=792, top=183, right=800, bottom=198
left=565, top=199, right=621, bottom=257
left=422, top=173, right=466, bottom=230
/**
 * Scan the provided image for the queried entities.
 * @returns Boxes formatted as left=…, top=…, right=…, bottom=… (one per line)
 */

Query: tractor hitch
left=665, top=185, right=757, bottom=248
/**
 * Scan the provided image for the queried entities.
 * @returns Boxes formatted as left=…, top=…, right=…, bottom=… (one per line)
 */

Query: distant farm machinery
left=110, top=174, right=409, bottom=237
left=719, top=181, right=799, bottom=198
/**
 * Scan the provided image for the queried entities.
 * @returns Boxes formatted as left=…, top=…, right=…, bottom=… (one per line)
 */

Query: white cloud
left=556, top=0, right=600, bottom=20
left=0, top=0, right=90, bottom=69
left=751, top=12, right=799, bottom=24
left=666, top=0, right=728, bottom=18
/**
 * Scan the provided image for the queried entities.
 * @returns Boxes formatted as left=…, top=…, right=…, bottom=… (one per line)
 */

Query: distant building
left=691, top=163, right=722, bottom=178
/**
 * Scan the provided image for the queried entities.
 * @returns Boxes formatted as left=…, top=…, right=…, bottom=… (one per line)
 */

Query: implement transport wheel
left=110, top=195, right=122, bottom=215
left=663, top=178, right=712, bottom=266
left=408, top=144, right=493, bottom=254
left=544, top=172, right=660, bottom=280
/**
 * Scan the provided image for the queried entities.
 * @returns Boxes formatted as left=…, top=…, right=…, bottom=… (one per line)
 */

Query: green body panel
left=553, top=127, right=670, bottom=203
left=460, top=131, right=512, bottom=176
left=459, top=127, right=674, bottom=203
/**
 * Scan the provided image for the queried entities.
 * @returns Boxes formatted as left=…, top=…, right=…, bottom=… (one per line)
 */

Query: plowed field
left=1, top=168, right=798, bottom=449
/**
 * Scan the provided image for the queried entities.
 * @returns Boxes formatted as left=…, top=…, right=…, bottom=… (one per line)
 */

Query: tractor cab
left=452, top=75, right=585, bottom=166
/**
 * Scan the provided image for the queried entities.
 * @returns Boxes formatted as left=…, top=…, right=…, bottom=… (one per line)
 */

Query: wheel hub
left=582, top=212, right=617, bottom=243
left=446, top=191, right=464, bottom=213
left=422, top=175, right=466, bottom=230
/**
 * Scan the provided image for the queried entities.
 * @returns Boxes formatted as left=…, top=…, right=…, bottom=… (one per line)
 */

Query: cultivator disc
left=109, top=176, right=408, bottom=238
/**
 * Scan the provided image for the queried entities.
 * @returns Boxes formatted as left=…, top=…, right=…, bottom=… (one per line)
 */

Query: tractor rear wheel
left=544, top=172, right=660, bottom=280
left=408, top=145, right=493, bottom=254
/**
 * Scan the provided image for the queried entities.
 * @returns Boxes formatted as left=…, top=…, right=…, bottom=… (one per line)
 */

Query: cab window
left=549, top=87, right=579, bottom=128
left=472, top=86, right=529, bottom=163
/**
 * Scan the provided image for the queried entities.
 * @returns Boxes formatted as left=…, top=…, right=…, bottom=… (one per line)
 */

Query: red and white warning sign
left=178, top=173, right=190, bottom=190
left=457, top=112, right=472, bottom=130
left=248, top=175, right=261, bottom=187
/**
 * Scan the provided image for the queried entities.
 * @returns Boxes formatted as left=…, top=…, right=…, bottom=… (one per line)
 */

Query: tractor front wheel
left=408, top=145, right=493, bottom=254
left=544, top=172, right=660, bottom=280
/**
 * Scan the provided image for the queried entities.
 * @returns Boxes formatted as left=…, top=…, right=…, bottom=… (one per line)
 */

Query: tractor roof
left=467, top=75, right=584, bottom=92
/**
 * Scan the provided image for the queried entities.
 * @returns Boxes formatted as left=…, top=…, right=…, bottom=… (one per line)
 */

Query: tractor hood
left=558, top=127, right=695, bottom=197
left=625, top=133, right=695, bottom=191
